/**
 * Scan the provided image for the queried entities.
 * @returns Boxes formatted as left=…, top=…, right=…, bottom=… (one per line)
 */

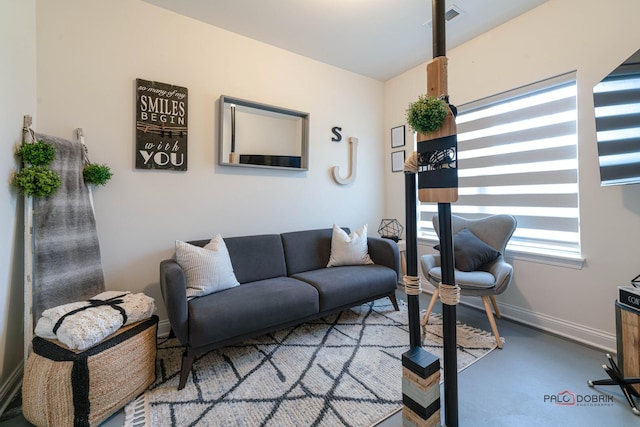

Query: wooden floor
left=2, top=289, right=638, bottom=427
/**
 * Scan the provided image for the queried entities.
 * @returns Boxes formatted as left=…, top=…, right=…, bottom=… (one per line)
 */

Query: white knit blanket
left=34, top=291, right=156, bottom=350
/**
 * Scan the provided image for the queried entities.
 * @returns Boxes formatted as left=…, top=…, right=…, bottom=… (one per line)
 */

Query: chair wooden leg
left=490, top=295, right=502, bottom=319
left=481, top=296, right=503, bottom=349
left=421, top=288, right=440, bottom=326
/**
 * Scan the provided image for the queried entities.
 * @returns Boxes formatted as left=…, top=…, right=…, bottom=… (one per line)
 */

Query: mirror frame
left=218, top=95, right=309, bottom=171
left=593, top=49, right=640, bottom=186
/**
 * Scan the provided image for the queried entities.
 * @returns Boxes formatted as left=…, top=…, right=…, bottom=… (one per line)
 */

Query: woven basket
left=22, top=315, right=158, bottom=427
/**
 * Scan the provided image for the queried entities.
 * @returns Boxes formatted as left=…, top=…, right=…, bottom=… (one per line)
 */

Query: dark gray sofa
left=160, top=227, right=400, bottom=389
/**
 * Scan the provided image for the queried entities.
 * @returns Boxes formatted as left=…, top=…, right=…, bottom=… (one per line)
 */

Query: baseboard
left=0, top=360, right=23, bottom=417
left=158, top=318, right=171, bottom=338
left=457, top=296, right=617, bottom=353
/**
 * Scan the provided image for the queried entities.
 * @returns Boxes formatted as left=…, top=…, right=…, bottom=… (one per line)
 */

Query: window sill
left=506, top=248, right=584, bottom=270
left=417, top=237, right=585, bottom=270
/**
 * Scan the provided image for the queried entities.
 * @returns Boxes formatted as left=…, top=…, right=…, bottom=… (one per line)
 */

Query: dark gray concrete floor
left=380, top=290, right=640, bottom=427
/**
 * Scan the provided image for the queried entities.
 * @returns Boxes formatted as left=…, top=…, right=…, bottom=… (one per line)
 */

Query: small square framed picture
left=391, top=150, right=405, bottom=172
left=391, top=125, right=405, bottom=148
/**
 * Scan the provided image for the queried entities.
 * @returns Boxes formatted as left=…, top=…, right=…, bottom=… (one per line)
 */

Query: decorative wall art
left=392, top=150, right=405, bottom=172
left=391, top=125, right=405, bottom=148
left=331, top=137, right=358, bottom=185
left=135, top=79, right=188, bottom=171
left=331, top=126, right=343, bottom=142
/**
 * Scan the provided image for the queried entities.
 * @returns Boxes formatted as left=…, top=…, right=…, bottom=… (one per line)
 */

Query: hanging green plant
left=83, top=163, right=113, bottom=187
left=16, top=140, right=56, bottom=166
left=13, top=166, right=61, bottom=197
left=405, top=94, right=448, bottom=134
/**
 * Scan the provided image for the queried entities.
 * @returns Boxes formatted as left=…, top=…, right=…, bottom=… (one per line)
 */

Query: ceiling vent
left=424, top=5, right=464, bottom=28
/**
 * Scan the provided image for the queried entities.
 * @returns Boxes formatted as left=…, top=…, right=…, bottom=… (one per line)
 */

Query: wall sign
left=135, top=78, right=188, bottom=170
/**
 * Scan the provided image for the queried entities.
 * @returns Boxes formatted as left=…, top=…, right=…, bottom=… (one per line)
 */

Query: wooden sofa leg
left=389, top=293, right=400, bottom=311
left=179, top=348, right=195, bottom=390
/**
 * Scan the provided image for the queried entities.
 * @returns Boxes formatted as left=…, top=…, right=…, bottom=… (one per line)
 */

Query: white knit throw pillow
left=176, top=234, right=240, bottom=298
left=327, top=224, right=374, bottom=267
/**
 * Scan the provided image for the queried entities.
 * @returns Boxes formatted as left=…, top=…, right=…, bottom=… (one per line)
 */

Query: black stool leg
left=588, top=353, right=640, bottom=415
left=603, top=364, right=640, bottom=415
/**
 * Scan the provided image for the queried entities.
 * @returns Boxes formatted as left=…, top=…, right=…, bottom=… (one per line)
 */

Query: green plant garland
left=13, top=166, right=61, bottom=197
left=16, top=139, right=56, bottom=166
left=12, top=137, right=113, bottom=196
left=13, top=139, right=61, bottom=198
left=83, top=163, right=113, bottom=187
left=405, top=94, right=448, bottom=134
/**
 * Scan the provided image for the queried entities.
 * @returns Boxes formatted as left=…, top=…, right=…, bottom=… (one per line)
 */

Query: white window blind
left=419, top=72, right=580, bottom=258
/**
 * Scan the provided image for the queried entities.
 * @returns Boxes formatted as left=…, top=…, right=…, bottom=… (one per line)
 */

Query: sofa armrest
left=159, top=259, right=189, bottom=345
left=367, top=237, right=400, bottom=277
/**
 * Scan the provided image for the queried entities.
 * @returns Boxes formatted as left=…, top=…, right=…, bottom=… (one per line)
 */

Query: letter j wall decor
left=135, top=78, right=188, bottom=171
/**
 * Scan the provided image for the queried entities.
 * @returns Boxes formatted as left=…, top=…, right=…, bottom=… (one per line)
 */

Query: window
left=419, top=72, right=581, bottom=260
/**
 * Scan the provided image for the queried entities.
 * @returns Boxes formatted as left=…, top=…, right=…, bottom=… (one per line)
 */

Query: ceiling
left=143, top=0, right=549, bottom=81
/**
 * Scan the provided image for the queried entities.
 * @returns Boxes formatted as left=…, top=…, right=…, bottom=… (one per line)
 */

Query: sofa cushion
left=281, top=228, right=349, bottom=275
left=292, top=265, right=397, bottom=312
left=327, top=224, right=374, bottom=267
left=175, top=236, right=240, bottom=298
left=223, top=234, right=287, bottom=284
left=187, top=277, right=319, bottom=348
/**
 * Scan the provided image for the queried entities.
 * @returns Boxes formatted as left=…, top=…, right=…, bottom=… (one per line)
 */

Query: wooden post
left=404, top=173, right=421, bottom=348
left=403, top=1, right=458, bottom=424
left=416, top=1, right=460, bottom=426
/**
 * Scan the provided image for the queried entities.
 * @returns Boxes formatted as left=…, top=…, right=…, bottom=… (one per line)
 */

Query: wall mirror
left=219, top=95, right=309, bottom=171
left=593, top=49, right=640, bottom=186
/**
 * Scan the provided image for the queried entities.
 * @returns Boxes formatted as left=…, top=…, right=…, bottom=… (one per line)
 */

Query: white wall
left=33, top=0, right=385, bottom=327
left=0, top=0, right=35, bottom=404
left=384, top=0, right=640, bottom=350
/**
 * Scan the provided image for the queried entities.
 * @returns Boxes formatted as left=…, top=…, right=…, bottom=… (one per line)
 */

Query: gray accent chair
left=420, top=214, right=517, bottom=348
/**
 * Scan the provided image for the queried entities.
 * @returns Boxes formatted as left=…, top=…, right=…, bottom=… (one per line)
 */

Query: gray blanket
left=32, top=133, right=105, bottom=321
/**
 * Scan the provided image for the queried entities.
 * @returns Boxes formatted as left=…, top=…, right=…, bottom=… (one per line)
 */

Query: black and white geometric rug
left=124, top=299, right=498, bottom=427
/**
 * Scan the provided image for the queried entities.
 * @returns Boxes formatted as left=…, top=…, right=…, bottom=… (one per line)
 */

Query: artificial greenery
left=16, top=140, right=56, bottom=166
left=405, top=94, right=448, bottom=134
left=11, top=138, right=112, bottom=196
left=83, top=163, right=113, bottom=187
left=13, top=166, right=61, bottom=197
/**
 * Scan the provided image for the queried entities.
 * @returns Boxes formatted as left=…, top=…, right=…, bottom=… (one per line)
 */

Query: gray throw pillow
left=435, top=228, right=501, bottom=272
